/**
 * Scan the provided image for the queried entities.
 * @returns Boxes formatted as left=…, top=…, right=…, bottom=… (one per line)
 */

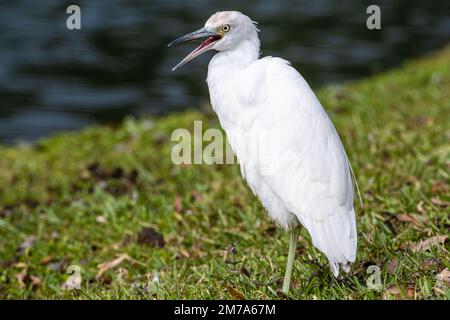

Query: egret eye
left=221, top=24, right=231, bottom=33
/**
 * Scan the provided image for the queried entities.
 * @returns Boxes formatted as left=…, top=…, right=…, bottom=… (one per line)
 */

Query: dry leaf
left=431, top=181, right=448, bottom=194
left=431, top=181, right=449, bottom=194
left=434, top=268, right=450, bottom=295
left=18, top=235, right=36, bottom=253
left=15, top=269, right=27, bottom=289
left=226, top=285, right=245, bottom=300
left=386, top=258, right=399, bottom=275
left=436, top=268, right=450, bottom=285
left=416, top=201, right=424, bottom=213
left=14, top=262, right=27, bottom=269
left=423, top=258, right=440, bottom=267
left=396, top=214, right=426, bottom=226
left=410, top=235, right=447, bottom=252
left=96, top=215, right=107, bottom=224
left=96, top=253, right=132, bottom=280
left=431, top=197, right=450, bottom=208
left=384, top=284, right=415, bottom=299
left=173, top=195, right=183, bottom=213
left=40, top=256, right=53, bottom=265
left=178, top=249, right=190, bottom=258
left=434, top=286, right=445, bottom=295
left=30, top=275, right=42, bottom=287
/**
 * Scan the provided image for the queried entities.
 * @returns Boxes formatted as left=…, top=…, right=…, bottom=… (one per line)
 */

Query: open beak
left=168, top=27, right=222, bottom=71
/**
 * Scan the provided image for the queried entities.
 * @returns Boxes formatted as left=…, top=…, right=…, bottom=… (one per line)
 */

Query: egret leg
left=282, top=227, right=299, bottom=295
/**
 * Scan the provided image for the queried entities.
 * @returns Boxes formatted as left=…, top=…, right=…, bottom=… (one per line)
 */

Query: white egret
left=168, top=11, right=360, bottom=294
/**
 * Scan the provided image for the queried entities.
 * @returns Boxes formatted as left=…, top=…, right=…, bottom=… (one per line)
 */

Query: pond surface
left=0, top=0, right=449, bottom=143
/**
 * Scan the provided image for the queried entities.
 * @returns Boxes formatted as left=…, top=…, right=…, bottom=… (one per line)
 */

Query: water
left=0, top=0, right=449, bottom=143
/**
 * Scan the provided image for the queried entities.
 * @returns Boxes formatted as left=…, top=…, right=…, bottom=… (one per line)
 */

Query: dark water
left=0, top=0, right=449, bottom=143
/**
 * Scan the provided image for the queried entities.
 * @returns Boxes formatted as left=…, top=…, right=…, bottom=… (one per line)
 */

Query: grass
left=0, top=46, right=449, bottom=300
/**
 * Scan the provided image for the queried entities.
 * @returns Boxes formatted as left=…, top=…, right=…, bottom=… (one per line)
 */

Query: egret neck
left=206, top=37, right=260, bottom=127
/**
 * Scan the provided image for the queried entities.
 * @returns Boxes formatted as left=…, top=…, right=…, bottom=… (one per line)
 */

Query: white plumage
left=169, top=11, right=359, bottom=292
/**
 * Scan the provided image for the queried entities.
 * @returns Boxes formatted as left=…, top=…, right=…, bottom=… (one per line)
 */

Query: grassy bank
left=0, top=47, right=449, bottom=300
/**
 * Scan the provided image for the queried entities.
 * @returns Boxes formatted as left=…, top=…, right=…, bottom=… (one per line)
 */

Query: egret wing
left=238, top=57, right=357, bottom=271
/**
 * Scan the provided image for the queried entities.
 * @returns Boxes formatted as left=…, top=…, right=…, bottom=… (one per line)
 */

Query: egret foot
left=282, top=227, right=299, bottom=295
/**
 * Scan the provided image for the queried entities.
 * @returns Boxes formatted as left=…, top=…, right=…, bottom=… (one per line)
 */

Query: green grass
left=0, top=47, right=449, bottom=300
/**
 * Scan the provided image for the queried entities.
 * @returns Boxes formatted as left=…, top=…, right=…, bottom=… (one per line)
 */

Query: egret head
left=168, top=11, right=259, bottom=70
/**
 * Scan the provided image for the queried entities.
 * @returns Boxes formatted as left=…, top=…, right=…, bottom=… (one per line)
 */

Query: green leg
left=282, top=227, right=299, bottom=295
